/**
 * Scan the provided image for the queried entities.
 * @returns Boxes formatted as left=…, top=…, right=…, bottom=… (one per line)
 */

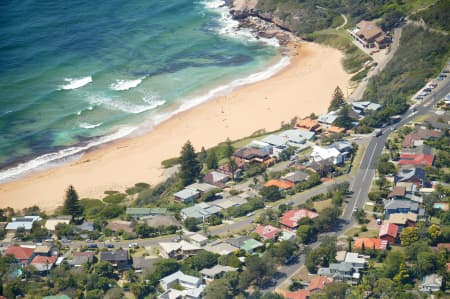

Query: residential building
left=262, top=134, right=288, bottom=153
left=227, top=236, right=252, bottom=248
left=126, top=207, right=168, bottom=219
left=174, top=188, right=201, bottom=203
left=396, top=167, right=428, bottom=187
left=388, top=212, right=418, bottom=227
left=70, top=251, right=95, bottom=267
left=351, top=101, right=382, bottom=115
left=348, top=20, right=390, bottom=49
left=318, top=111, right=339, bottom=125
left=344, top=252, right=369, bottom=271
left=264, top=179, right=295, bottom=190
left=159, top=271, right=203, bottom=295
left=353, top=238, right=387, bottom=250
left=284, top=289, right=310, bottom=299
left=330, top=140, right=353, bottom=153
left=378, top=223, right=399, bottom=244
left=3, top=245, right=34, bottom=265
left=186, top=233, right=209, bottom=246
left=34, top=245, right=51, bottom=256
left=141, top=215, right=180, bottom=228
left=387, top=186, right=407, bottom=200
left=212, top=196, right=248, bottom=210
left=203, top=170, right=230, bottom=188
left=279, top=129, right=312, bottom=144
left=240, top=238, right=264, bottom=254
left=295, top=117, right=321, bottom=133
left=318, top=262, right=360, bottom=284
left=159, top=240, right=201, bottom=259
left=280, top=209, right=319, bottom=231
left=306, top=276, right=333, bottom=293
left=30, top=256, right=56, bottom=273
left=311, top=146, right=345, bottom=165
left=384, top=200, right=419, bottom=215
left=106, top=220, right=134, bottom=234
left=419, top=274, right=443, bottom=292
left=185, top=182, right=218, bottom=195
left=203, top=241, right=239, bottom=256
left=398, top=153, right=434, bottom=167
left=75, top=221, right=94, bottom=232
left=180, top=202, right=221, bottom=221
left=5, top=216, right=42, bottom=232
left=233, top=147, right=274, bottom=167
left=254, top=225, right=281, bottom=240
left=402, top=128, right=442, bottom=148
left=100, top=250, right=130, bottom=271
left=281, top=171, right=309, bottom=184
left=327, top=126, right=346, bottom=134
left=307, top=159, right=334, bottom=177
left=200, top=265, right=237, bottom=283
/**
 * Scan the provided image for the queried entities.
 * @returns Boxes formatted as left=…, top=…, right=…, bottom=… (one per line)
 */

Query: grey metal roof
left=174, top=188, right=200, bottom=200
left=384, top=200, right=419, bottom=211
left=100, top=250, right=129, bottom=262
left=160, top=270, right=201, bottom=286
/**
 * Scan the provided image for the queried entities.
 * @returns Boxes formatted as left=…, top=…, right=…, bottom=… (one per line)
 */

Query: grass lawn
left=313, top=199, right=333, bottom=212
left=431, top=217, right=441, bottom=225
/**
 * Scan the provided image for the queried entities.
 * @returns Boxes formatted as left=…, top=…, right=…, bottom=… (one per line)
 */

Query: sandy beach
left=0, top=42, right=350, bottom=211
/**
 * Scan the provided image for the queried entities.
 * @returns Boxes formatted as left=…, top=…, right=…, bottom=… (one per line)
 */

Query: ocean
left=0, top=0, right=285, bottom=182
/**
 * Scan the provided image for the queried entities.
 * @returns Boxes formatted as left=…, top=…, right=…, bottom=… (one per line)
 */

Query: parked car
left=87, top=243, right=98, bottom=249
left=106, top=243, right=115, bottom=248
left=128, top=242, right=138, bottom=248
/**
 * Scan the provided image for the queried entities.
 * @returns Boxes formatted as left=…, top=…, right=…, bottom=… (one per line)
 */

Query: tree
left=328, top=86, right=345, bottom=112
left=179, top=141, right=201, bottom=186
left=384, top=251, right=404, bottom=278
left=313, top=207, right=341, bottom=232
left=400, top=227, right=419, bottom=246
left=333, top=104, right=354, bottom=130
left=259, top=186, right=282, bottom=202
left=63, top=185, right=84, bottom=218
left=184, top=217, right=200, bottom=232
left=261, top=293, right=284, bottom=299
left=428, top=224, right=440, bottom=244
left=206, top=150, right=218, bottom=170
left=297, top=225, right=316, bottom=244
left=181, top=251, right=219, bottom=272
left=224, top=138, right=234, bottom=160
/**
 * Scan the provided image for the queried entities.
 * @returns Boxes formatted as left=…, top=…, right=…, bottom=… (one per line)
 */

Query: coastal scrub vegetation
left=410, top=0, right=450, bottom=32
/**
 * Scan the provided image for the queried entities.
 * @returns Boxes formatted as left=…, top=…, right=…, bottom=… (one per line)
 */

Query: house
left=186, top=233, right=209, bottom=246
left=351, top=101, right=382, bottom=115
left=387, top=186, right=407, bottom=200
left=262, top=134, right=288, bottom=152
left=388, top=213, right=418, bottom=227
left=419, top=274, right=443, bottom=292
left=398, top=153, right=434, bottom=167
left=203, top=170, right=230, bottom=188
left=34, top=245, right=51, bottom=256
left=233, top=147, right=273, bottom=166
left=284, top=289, right=310, bottom=299
left=295, top=117, right=321, bottom=133
left=281, top=171, right=309, bottom=184
left=228, top=235, right=252, bottom=248
left=180, top=202, right=221, bottom=221
left=280, top=209, right=319, bottom=231
left=159, top=271, right=204, bottom=298
left=203, top=241, right=239, bottom=256
left=126, top=207, right=168, bottom=219
left=213, top=196, right=248, bottom=210
left=279, top=230, right=296, bottom=242
left=384, top=200, right=419, bottom=215
left=311, top=146, right=345, bottom=165
left=378, top=223, right=399, bottom=244
left=344, top=252, right=369, bottom=270
left=106, top=220, right=134, bottom=235
left=279, top=129, right=311, bottom=144
left=318, top=111, right=339, bottom=125
left=318, top=262, right=360, bottom=284
left=3, top=245, right=34, bottom=265
left=174, top=188, right=201, bottom=203
left=44, top=217, right=71, bottom=232
left=200, top=265, right=237, bottom=283
left=353, top=238, right=387, bottom=250
left=186, top=182, right=218, bottom=195
left=254, top=225, right=281, bottom=240
left=5, top=216, right=42, bottom=232
left=306, top=276, right=333, bottom=293
left=75, top=221, right=94, bottom=232
left=30, top=256, right=56, bottom=273
left=348, top=20, right=390, bottom=49
left=240, top=238, right=264, bottom=254
left=264, top=179, right=295, bottom=191
left=396, top=167, right=428, bottom=187
left=70, top=251, right=95, bottom=267
left=100, top=250, right=130, bottom=270
left=402, top=128, right=442, bottom=148
left=159, top=240, right=202, bottom=259
left=330, top=140, right=353, bottom=153
left=307, top=159, right=334, bottom=177
left=141, top=215, right=180, bottom=228
left=327, top=126, right=346, bottom=134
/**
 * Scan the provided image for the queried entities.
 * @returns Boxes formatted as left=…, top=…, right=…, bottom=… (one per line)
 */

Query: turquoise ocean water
left=0, top=0, right=286, bottom=181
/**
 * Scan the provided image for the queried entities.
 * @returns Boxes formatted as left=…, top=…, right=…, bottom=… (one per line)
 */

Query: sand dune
left=0, top=42, right=350, bottom=211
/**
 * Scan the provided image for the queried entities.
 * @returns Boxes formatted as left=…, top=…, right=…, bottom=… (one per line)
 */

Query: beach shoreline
left=0, top=41, right=350, bottom=211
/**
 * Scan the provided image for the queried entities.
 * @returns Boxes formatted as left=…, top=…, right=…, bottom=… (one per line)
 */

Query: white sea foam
left=202, top=0, right=280, bottom=47
left=76, top=105, right=95, bottom=116
left=79, top=122, right=103, bottom=129
left=59, top=76, right=92, bottom=90
left=89, top=95, right=165, bottom=114
left=110, top=78, right=144, bottom=91
left=0, top=126, right=136, bottom=183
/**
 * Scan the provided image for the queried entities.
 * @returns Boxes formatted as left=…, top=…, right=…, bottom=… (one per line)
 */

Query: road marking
left=353, top=189, right=362, bottom=210
left=362, top=144, right=377, bottom=182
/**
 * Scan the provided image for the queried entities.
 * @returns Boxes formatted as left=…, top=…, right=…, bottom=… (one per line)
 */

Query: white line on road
left=353, top=189, right=362, bottom=210
left=362, top=143, right=377, bottom=182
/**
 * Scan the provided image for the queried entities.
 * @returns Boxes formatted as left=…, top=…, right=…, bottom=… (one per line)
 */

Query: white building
left=311, top=146, right=345, bottom=165
left=6, top=216, right=42, bottom=232
left=419, top=274, right=443, bottom=293
left=159, top=271, right=204, bottom=299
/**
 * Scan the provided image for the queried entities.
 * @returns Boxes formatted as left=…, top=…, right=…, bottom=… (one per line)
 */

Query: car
left=246, top=212, right=254, bottom=217
left=390, top=126, right=395, bottom=131
left=106, top=243, right=115, bottom=248
left=128, top=242, right=138, bottom=248
left=439, top=74, right=447, bottom=78
left=87, top=243, right=98, bottom=249
left=415, top=96, right=424, bottom=100
left=423, top=88, right=432, bottom=92
left=443, top=70, right=449, bottom=74
left=352, top=207, right=359, bottom=212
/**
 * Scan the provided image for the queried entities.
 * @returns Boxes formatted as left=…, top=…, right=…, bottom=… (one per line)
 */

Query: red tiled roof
left=280, top=209, right=319, bottom=229
left=284, top=289, right=310, bottom=299
left=31, top=255, right=56, bottom=265
left=255, top=225, right=281, bottom=240
left=388, top=186, right=406, bottom=198
left=3, top=245, right=34, bottom=261
left=307, top=276, right=332, bottom=292
left=296, top=118, right=320, bottom=131
left=398, top=153, right=434, bottom=166
left=353, top=238, right=387, bottom=250
left=379, top=223, right=399, bottom=239
left=264, top=179, right=295, bottom=190
left=328, top=126, right=346, bottom=134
